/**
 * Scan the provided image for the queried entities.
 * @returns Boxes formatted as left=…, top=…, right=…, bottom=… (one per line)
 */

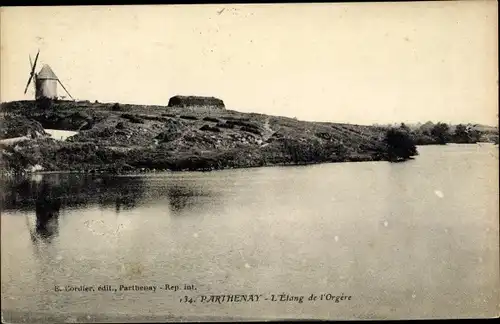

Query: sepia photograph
left=0, top=1, right=498, bottom=322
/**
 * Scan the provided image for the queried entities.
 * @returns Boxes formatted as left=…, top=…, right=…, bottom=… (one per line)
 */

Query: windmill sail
left=57, top=80, right=74, bottom=100
left=24, top=50, right=39, bottom=94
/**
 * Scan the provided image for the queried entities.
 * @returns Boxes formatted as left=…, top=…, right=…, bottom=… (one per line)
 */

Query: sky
left=1, top=2, right=498, bottom=126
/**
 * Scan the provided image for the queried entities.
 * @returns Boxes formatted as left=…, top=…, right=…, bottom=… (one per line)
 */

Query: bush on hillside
left=179, top=115, right=198, bottom=121
left=384, top=127, right=418, bottom=161
left=203, top=116, right=220, bottom=123
left=216, top=122, right=235, bottom=129
left=240, top=126, right=261, bottom=136
left=200, top=125, right=221, bottom=132
left=121, top=113, right=144, bottom=124
left=226, top=120, right=260, bottom=129
left=36, top=97, right=53, bottom=111
left=0, top=115, right=47, bottom=139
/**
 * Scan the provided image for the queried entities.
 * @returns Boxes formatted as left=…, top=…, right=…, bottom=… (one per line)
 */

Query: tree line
left=382, top=121, right=492, bottom=162
left=396, top=122, right=483, bottom=145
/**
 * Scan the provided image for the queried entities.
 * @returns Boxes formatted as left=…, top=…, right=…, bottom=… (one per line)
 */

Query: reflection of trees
left=0, top=174, right=147, bottom=212
left=136, top=179, right=221, bottom=215
left=94, top=176, right=147, bottom=211
left=34, top=181, right=61, bottom=241
left=164, top=184, right=204, bottom=213
left=1, top=173, right=223, bottom=218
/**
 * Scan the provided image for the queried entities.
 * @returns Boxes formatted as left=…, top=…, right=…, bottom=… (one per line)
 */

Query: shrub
left=315, top=132, right=332, bottom=140
left=216, top=122, right=235, bottom=129
left=240, top=126, right=261, bottom=136
left=200, top=125, right=221, bottom=132
left=222, top=116, right=250, bottom=122
left=411, top=129, right=436, bottom=145
left=36, top=97, right=53, bottom=110
left=280, top=138, right=327, bottom=164
left=155, top=119, right=185, bottom=143
left=384, top=127, right=418, bottom=161
left=121, top=113, right=144, bottom=124
left=226, top=120, right=260, bottom=129
left=0, top=115, right=47, bottom=139
left=179, top=115, right=198, bottom=121
left=203, top=116, right=220, bottom=123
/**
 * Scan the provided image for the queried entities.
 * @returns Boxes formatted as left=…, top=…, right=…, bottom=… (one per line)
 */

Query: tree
left=430, top=122, right=450, bottom=144
left=468, top=128, right=482, bottom=143
left=384, top=126, right=418, bottom=161
left=453, top=124, right=469, bottom=143
left=400, top=122, right=411, bottom=133
left=452, top=124, right=481, bottom=143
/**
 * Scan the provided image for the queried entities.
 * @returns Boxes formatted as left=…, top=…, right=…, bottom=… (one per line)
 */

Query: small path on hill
left=262, top=117, right=273, bottom=138
left=261, top=117, right=274, bottom=146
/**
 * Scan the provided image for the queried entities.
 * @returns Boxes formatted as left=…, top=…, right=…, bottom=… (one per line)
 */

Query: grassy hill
left=1, top=99, right=393, bottom=174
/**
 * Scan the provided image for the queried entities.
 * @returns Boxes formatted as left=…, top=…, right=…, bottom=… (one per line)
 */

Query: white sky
left=1, top=2, right=498, bottom=125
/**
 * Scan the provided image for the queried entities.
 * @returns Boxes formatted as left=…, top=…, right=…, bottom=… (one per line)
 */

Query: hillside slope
left=0, top=100, right=390, bottom=173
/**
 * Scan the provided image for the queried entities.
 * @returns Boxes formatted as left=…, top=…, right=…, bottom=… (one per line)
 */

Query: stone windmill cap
left=38, top=64, right=58, bottom=80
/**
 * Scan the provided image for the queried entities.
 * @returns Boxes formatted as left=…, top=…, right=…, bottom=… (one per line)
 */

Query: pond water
left=1, top=144, right=498, bottom=321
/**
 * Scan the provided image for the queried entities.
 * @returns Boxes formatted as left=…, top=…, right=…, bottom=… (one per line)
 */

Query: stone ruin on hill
left=167, top=96, right=225, bottom=109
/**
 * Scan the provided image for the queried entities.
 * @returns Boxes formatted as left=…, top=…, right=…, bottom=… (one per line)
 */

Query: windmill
left=24, top=50, right=74, bottom=100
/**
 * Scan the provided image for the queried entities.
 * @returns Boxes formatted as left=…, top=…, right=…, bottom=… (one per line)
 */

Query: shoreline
left=2, top=142, right=493, bottom=177
left=0, top=154, right=387, bottom=177
left=1, top=136, right=495, bottom=178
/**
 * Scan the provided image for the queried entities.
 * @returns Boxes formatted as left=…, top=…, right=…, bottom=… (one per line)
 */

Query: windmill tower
left=24, top=50, right=74, bottom=100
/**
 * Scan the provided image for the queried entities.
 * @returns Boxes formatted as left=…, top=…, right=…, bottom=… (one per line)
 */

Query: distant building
left=167, top=96, right=225, bottom=109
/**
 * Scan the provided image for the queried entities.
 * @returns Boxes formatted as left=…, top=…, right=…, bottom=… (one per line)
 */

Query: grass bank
left=1, top=100, right=401, bottom=174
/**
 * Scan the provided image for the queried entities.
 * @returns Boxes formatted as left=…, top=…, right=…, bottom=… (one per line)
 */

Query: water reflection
left=1, top=173, right=222, bottom=217
left=0, top=174, right=147, bottom=212
left=32, top=181, right=61, bottom=241
left=155, top=182, right=216, bottom=214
